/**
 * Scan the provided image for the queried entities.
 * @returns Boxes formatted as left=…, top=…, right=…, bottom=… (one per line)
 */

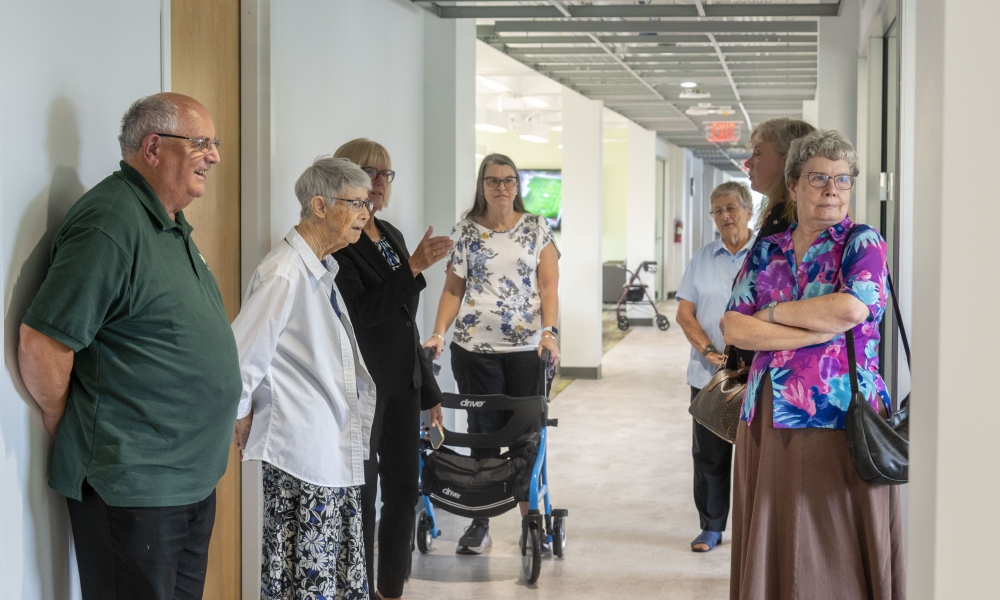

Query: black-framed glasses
left=804, top=172, right=855, bottom=190
left=155, top=133, right=221, bottom=153
left=331, top=197, right=374, bottom=212
left=361, top=166, right=395, bottom=183
left=484, top=176, right=518, bottom=189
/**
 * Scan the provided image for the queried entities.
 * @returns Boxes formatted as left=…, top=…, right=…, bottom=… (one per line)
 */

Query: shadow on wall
left=3, top=96, right=87, bottom=599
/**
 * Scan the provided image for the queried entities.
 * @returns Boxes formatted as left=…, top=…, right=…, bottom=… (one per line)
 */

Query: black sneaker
left=456, top=519, right=491, bottom=554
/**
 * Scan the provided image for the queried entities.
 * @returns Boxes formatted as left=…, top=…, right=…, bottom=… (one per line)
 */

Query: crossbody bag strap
left=886, top=272, right=911, bottom=368
left=843, top=225, right=863, bottom=397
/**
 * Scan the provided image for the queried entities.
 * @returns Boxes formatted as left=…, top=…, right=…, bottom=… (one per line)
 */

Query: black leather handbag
left=844, top=271, right=910, bottom=485
left=688, top=352, right=748, bottom=444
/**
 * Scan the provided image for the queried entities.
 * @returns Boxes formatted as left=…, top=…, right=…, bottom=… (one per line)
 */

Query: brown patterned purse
left=688, top=350, right=749, bottom=444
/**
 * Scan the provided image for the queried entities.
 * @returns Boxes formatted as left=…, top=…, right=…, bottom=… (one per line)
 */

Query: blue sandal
left=691, top=530, right=722, bottom=552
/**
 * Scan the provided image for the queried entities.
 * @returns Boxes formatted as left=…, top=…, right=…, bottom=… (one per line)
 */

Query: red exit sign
left=705, top=121, right=742, bottom=143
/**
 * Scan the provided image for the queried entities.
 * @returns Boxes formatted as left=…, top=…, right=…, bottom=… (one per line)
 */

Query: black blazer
left=333, top=218, right=442, bottom=409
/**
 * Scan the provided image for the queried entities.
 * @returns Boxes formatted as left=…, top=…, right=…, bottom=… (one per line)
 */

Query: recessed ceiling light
left=680, top=81, right=698, bottom=88
left=551, top=126, right=563, bottom=132
left=522, top=96, right=548, bottom=108
left=476, top=75, right=509, bottom=92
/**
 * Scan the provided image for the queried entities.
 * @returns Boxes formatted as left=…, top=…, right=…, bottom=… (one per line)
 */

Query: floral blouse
left=449, top=213, right=558, bottom=353
left=726, top=216, right=891, bottom=429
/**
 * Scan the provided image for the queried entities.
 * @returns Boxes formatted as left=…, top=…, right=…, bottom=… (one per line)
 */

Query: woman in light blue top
left=675, top=181, right=755, bottom=552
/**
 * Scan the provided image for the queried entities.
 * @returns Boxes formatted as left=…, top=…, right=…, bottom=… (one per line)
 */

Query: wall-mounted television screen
left=520, top=170, right=562, bottom=230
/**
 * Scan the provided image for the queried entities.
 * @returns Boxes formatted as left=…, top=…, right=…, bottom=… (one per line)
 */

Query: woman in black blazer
left=332, top=139, right=453, bottom=600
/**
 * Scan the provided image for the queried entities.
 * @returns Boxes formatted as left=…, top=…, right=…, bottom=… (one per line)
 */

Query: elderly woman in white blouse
left=424, top=153, right=560, bottom=555
left=232, top=156, right=377, bottom=600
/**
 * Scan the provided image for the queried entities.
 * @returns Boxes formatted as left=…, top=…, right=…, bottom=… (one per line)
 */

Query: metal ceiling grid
left=415, top=0, right=835, bottom=173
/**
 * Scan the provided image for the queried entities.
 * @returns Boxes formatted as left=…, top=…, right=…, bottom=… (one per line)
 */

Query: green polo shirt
left=24, top=162, right=242, bottom=507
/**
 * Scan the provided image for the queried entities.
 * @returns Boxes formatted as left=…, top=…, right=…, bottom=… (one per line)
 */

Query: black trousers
left=691, top=385, right=733, bottom=532
left=66, top=480, right=216, bottom=600
left=360, top=385, right=420, bottom=599
left=450, top=343, right=544, bottom=462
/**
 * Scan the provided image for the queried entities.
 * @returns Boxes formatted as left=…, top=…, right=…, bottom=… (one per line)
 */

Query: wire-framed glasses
left=155, top=133, right=221, bottom=153
left=361, top=167, right=395, bottom=183
left=804, top=172, right=855, bottom=190
left=709, top=205, right=744, bottom=218
left=331, top=197, right=374, bottom=212
left=484, top=176, right=518, bottom=189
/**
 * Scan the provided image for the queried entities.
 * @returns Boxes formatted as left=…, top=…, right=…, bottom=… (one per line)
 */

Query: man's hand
left=408, top=227, right=455, bottom=276
left=235, top=413, right=253, bottom=450
left=706, top=352, right=726, bottom=368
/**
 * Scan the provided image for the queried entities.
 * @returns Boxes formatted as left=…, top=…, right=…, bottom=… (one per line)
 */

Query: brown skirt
left=730, top=374, right=905, bottom=600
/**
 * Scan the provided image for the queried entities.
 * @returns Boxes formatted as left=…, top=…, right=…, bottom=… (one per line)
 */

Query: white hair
left=118, top=95, right=178, bottom=158
left=295, top=156, right=372, bottom=218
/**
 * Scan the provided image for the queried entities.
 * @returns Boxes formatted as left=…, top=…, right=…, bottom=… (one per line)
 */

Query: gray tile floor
left=399, top=303, right=733, bottom=599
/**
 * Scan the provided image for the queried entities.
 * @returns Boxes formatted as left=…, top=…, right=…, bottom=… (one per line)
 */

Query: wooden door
left=171, top=1, right=242, bottom=597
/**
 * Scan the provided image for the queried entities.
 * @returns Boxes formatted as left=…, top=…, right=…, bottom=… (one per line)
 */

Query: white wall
left=270, top=0, right=428, bottom=251
left=818, top=0, right=860, bottom=142
left=560, top=88, right=603, bottom=376
left=0, top=2, right=163, bottom=598
left=910, top=0, right=1000, bottom=597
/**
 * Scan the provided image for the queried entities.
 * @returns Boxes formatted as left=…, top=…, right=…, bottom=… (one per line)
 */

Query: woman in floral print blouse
left=723, top=130, right=905, bottom=600
left=424, top=153, right=559, bottom=555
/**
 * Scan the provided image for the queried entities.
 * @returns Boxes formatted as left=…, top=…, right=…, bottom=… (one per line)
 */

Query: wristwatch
left=702, top=343, right=719, bottom=356
left=766, top=300, right=779, bottom=324
left=542, top=326, right=559, bottom=338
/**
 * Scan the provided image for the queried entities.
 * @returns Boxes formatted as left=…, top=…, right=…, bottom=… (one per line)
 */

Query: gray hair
left=295, top=156, right=372, bottom=218
left=784, top=129, right=860, bottom=187
left=118, top=95, right=178, bottom=157
left=710, top=181, right=753, bottom=211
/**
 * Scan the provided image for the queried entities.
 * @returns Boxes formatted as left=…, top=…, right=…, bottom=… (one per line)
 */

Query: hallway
left=406, top=302, right=732, bottom=598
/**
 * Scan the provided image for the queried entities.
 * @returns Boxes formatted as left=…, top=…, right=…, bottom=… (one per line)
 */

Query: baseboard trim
left=559, top=366, right=602, bottom=379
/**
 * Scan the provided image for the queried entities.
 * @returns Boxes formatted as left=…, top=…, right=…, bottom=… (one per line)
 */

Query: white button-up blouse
left=232, top=228, right=377, bottom=488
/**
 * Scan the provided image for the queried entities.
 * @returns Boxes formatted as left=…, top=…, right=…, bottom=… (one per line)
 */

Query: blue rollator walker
left=415, top=349, right=567, bottom=583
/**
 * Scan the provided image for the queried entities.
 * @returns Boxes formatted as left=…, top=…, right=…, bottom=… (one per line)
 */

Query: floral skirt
left=261, top=462, right=368, bottom=600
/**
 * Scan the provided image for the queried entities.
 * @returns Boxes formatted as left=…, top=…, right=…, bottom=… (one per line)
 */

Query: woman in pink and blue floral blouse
left=723, top=130, right=905, bottom=600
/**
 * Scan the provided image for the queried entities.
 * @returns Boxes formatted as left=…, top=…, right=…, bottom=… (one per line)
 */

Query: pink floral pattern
left=727, top=217, right=891, bottom=429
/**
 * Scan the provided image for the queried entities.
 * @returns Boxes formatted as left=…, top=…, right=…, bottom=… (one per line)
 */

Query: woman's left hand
left=538, top=335, right=560, bottom=366
left=428, top=403, right=443, bottom=427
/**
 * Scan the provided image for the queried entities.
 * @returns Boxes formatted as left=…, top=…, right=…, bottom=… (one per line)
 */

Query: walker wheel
left=656, top=315, right=670, bottom=331
left=552, top=516, right=567, bottom=558
left=617, top=315, right=630, bottom=330
left=521, top=524, right=542, bottom=583
left=415, top=509, right=433, bottom=553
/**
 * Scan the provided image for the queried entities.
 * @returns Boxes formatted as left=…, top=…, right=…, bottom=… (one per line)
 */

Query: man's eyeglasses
left=361, top=167, right=395, bottom=183
left=484, top=176, right=518, bottom=189
left=331, top=197, right=374, bottom=212
left=156, top=133, right=221, bottom=154
left=709, top=206, right=744, bottom=218
left=803, top=172, right=855, bottom=190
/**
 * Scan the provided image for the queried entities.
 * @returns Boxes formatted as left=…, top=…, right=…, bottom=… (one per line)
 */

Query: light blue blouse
left=676, top=234, right=755, bottom=389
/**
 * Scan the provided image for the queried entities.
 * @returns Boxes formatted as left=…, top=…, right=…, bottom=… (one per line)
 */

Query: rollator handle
left=424, top=346, right=441, bottom=376
left=547, top=418, right=559, bottom=427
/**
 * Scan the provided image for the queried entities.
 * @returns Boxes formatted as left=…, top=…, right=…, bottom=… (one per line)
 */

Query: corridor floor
left=403, top=302, right=733, bottom=599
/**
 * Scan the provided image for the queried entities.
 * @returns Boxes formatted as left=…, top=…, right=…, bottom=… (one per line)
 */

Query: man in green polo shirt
left=18, top=93, right=242, bottom=600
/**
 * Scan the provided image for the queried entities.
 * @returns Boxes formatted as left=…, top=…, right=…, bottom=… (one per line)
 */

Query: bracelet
left=542, top=331, right=557, bottom=339
left=431, top=333, right=445, bottom=341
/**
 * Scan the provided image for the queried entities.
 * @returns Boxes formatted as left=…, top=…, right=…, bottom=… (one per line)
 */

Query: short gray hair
left=784, top=129, right=860, bottom=186
left=295, top=156, right=372, bottom=218
left=118, top=95, right=178, bottom=157
left=710, top=181, right=753, bottom=211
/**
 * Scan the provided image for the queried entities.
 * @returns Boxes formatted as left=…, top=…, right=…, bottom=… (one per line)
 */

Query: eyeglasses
left=331, top=197, right=374, bottom=212
left=803, top=172, right=855, bottom=190
left=484, top=176, right=519, bottom=189
left=155, top=133, right=221, bottom=154
left=709, top=206, right=744, bottom=218
left=361, top=166, right=395, bottom=183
